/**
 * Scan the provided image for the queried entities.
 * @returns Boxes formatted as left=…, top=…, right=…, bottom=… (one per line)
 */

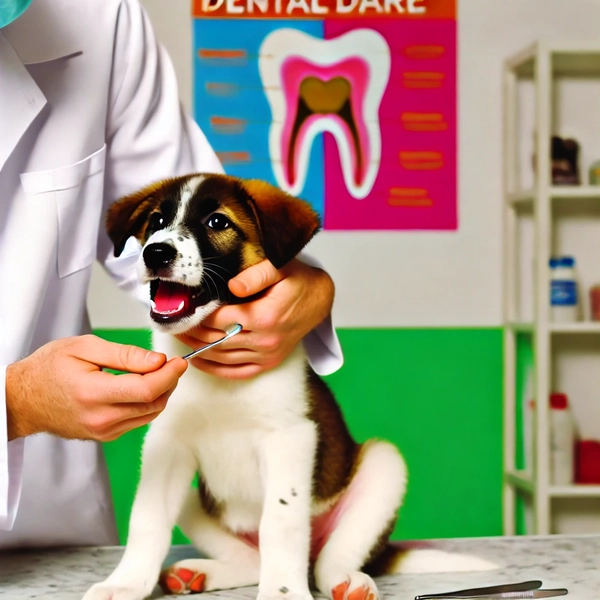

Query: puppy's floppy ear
left=106, top=185, right=163, bottom=257
left=239, top=179, right=321, bottom=269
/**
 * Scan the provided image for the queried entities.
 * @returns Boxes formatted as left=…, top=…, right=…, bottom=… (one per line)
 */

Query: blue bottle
left=549, top=256, right=579, bottom=322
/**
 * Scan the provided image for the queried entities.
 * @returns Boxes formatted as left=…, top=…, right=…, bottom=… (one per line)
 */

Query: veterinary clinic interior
left=7, top=0, right=600, bottom=597
left=91, top=0, right=600, bottom=541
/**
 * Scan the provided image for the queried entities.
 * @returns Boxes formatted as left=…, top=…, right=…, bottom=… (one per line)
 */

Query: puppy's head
left=106, top=173, right=321, bottom=334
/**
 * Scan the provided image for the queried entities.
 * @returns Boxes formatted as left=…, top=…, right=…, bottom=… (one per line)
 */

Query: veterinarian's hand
left=176, top=258, right=334, bottom=379
left=5, top=335, right=188, bottom=442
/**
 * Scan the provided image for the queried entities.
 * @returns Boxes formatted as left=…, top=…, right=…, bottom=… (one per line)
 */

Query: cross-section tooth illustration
left=259, top=28, right=391, bottom=199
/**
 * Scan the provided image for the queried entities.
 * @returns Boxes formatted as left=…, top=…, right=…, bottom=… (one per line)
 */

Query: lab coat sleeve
left=297, top=252, right=344, bottom=376
left=0, top=366, right=24, bottom=530
left=304, top=317, right=343, bottom=377
left=96, top=0, right=343, bottom=376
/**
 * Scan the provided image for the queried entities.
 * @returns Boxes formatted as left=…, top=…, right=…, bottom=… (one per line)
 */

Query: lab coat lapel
left=0, top=33, right=46, bottom=173
left=0, top=0, right=83, bottom=172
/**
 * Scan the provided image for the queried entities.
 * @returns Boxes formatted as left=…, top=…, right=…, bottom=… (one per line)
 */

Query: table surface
left=0, top=535, right=596, bottom=599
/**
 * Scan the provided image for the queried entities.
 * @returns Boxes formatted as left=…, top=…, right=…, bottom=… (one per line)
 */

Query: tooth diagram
left=259, top=28, right=391, bottom=200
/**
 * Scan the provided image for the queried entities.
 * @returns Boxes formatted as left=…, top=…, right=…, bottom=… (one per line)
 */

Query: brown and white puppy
left=83, top=174, right=494, bottom=600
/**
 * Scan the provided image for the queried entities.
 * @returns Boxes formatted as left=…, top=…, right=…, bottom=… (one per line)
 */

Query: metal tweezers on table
left=415, top=580, right=568, bottom=600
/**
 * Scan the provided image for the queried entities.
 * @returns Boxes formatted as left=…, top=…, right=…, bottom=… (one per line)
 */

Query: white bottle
left=549, top=393, right=575, bottom=486
left=549, top=256, right=579, bottom=322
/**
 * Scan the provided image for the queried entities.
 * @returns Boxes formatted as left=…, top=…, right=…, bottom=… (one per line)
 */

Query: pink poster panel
left=323, top=18, right=457, bottom=230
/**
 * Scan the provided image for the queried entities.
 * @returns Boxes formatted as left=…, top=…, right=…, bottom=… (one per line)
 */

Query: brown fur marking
left=198, top=479, right=223, bottom=521
left=362, top=521, right=401, bottom=576
left=106, top=176, right=190, bottom=256
left=239, top=179, right=321, bottom=269
left=305, top=368, right=358, bottom=502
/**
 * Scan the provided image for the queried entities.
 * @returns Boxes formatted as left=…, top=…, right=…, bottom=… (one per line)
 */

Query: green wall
left=97, top=328, right=504, bottom=545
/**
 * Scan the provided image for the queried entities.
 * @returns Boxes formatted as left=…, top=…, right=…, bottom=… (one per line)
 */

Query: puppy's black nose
left=144, top=243, right=177, bottom=271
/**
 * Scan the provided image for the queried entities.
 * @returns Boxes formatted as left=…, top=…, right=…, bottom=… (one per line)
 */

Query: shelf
left=503, top=41, right=600, bottom=536
left=506, top=322, right=534, bottom=333
left=507, top=322, right=600, bottom=333
left=552, top=186, right=600, bottom=199
left=505, top=474, right=600, bottom=498
left=507, top=190, right=534, bottom=206
left=508, top=41, right=600, bottom=78
left=505, top=470, right=534, bottom=494
left=506, top=472, right=600, bottom=498
left=507, top=186, right=600, bottom=207
left=550, top=322, right=600, bottom=333
left=550, top=485, right=600, bottom=498
left=505, top=42, right=536, bottom=76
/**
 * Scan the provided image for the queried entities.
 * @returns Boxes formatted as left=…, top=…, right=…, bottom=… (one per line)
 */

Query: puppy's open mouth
left=149, top=279, right=211, bottom=323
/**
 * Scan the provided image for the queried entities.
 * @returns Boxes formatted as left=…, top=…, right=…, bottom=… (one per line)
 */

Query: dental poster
left=192, top=0, right=457, bottom=230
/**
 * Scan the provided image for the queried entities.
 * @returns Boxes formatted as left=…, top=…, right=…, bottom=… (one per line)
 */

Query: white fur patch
left=139, top=228, right=202, bottom=286
left=174, top=175, right=205, bottom=224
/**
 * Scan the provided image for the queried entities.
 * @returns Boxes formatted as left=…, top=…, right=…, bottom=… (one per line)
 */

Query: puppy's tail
left=366, top=543, right=499, bottom=575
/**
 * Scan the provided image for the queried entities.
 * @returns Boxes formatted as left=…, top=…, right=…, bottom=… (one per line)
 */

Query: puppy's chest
left=162, top=353, right=310, bottom=506
left=185, top=392, right=290, bottom=530
left=194, top=424, right=265, bottom=509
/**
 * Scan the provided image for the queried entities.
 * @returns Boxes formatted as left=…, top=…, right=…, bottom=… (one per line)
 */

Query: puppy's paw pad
left=159, top=568, right=206, bottom=595
left=332, top=582, right=349, bottom=600
left=330, top=573, right=378, bottom=600
left=348, top=587, right=375, bottom=600
left=189, top=574, right=206, bottom=593
left=82, top=583, right=147, bottom=600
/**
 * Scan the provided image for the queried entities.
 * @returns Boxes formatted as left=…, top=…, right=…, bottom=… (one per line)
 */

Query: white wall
left=88, top=0, right=600, bottom=329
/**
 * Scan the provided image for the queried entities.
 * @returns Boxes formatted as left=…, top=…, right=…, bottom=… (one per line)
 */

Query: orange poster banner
left=192, top=0, right=455, bottom=20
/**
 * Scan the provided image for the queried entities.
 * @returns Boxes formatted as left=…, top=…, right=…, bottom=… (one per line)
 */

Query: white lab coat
left=0, top=0, right=342, bottom=548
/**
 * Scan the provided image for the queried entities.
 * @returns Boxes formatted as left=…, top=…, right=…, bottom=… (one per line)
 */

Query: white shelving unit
left=503, top=41, right=600, bottom=535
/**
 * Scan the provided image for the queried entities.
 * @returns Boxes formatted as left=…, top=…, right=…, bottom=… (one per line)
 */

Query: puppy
left=83, top=174, right=494, bottom=600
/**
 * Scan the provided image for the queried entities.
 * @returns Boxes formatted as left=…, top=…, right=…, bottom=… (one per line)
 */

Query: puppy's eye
left=206, top=213, right=230, bottom=231
left=149, top=212, right=165, bottom=231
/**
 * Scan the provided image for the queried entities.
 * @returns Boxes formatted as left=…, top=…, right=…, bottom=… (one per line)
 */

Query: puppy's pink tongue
left=153, top=282, right=190, bottom=314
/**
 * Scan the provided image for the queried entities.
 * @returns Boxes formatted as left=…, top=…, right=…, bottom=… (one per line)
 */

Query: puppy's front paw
left=329, top=572, right=378, bottom=600
left=82, top=582, right=151, bottom=600
left=159, top=566, right=206, bottom=595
